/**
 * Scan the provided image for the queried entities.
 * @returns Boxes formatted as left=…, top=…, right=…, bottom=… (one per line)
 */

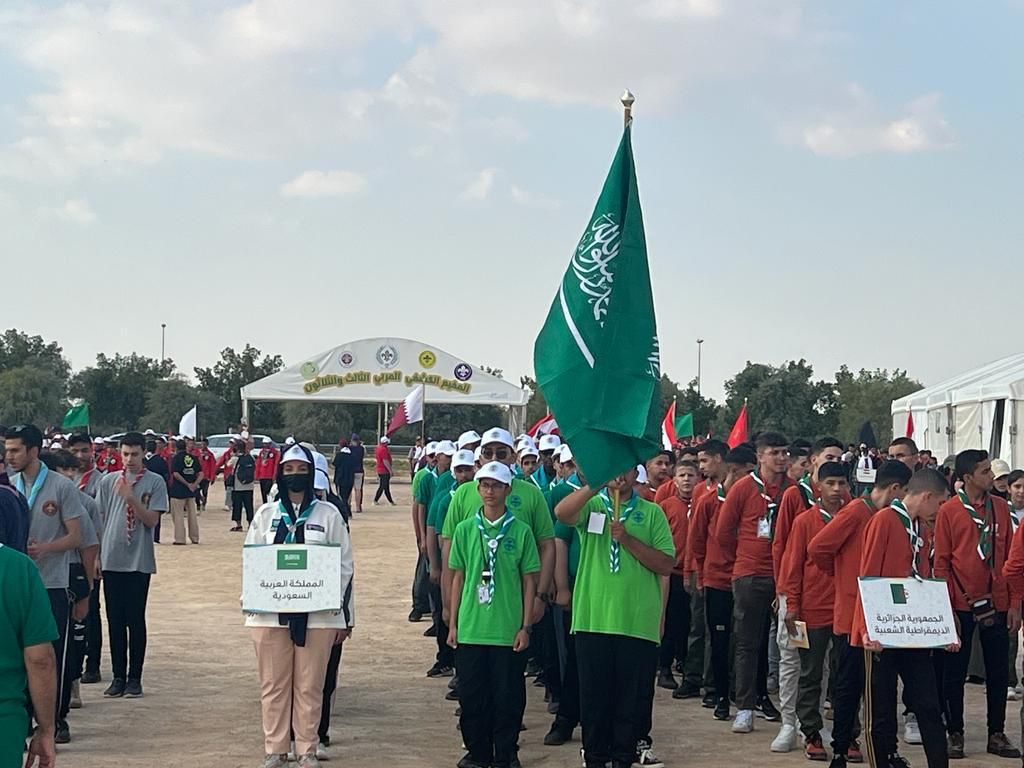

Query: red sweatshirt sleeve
left=773, top=487, right=805, bottom=583
left=932, top=504, right=957, bottom=608
left=1004, top=521, right=1024, bottom=603
left=713, top=479, right=746, bottom=557
left=807, top=499, right=859, bottom=576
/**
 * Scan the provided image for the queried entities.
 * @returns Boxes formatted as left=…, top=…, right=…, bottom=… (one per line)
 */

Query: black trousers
left=866, top=648, right=948, bottom=767
left=457, top=644, right=522, bottom=768
left=44, top=589, right=71, bottom=728
left=429, top=582, right=454, bottom=667
left=943, top=609, right=1009, bottom=735
left=337, top=481, right=354, bottom=509
left=411, top=552, right=431, bottom=614
left=232, top=489, right=255, bottom=524
left=196, top=478, right=210, bottom=509
left=84, top=581, right=102, bottom=675
left=831, top=633, right=863, bottom=754
left=659, top=573, right=691, bottom=670
left=576, top=632, right=658, bottom=766
left=374, top=473, right=394, bottom=503
left=536, top=605, right=561, bottom=699
left=318, top=642, right=343, bottom=743
left=103, top=571, right=151, bottom=680
left=259, top=478, right=274, bottom=504
left=553, top=610, right=580, bottom=730
left=705, top=587, right=734, bottom=702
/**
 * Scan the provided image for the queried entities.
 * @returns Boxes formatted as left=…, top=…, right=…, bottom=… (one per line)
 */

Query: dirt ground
left=61, top=481, right=1017, bottom=768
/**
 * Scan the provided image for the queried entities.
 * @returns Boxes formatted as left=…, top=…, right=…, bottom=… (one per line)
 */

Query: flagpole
left=621, top=89, right=634, bottom=127
left=612, top=487, right=621, bottom=522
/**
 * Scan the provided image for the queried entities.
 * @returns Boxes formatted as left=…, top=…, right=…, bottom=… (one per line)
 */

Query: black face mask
left=283, top=474, right=308, bottom=493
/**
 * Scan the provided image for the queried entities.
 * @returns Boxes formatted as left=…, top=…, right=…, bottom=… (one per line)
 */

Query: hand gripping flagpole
left=621, top=89, right=635, bottom=128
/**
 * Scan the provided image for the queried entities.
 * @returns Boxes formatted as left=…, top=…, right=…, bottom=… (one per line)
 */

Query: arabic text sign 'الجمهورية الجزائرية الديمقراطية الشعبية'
left=858, top=577, right=957, bottom=649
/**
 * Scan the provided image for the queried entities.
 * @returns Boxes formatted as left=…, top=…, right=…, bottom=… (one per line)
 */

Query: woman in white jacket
left=245, top=444, right=354, bottom=768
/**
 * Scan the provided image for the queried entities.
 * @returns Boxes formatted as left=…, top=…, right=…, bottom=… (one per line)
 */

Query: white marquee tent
left=890, top=353, right=1024, bottom=465
left=240, top=337, right=531, bottom=434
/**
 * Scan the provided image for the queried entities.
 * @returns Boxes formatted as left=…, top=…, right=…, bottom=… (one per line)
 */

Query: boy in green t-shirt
left=448, top=462, right=539, bottom=768
left=409, top=444, right=438, bottom=623
left=555, top=465, right=675, bottom=768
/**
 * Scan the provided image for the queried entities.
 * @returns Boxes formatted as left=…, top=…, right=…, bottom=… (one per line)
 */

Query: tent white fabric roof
left=891, top=353, right=1024, bottom=413
left=240, top=337, right=529, bottom=407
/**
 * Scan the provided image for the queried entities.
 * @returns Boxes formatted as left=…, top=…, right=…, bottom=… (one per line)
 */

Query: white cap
left=515, top=436, right=537, bottom=452
left=476, top=461, right=513, bottom=485
left=473, top=447, right=482, bottom=463
left=453, top=449, right=476, bottom=469
left=281, top=445, right=312, bottom=464
left=558, top=445, right=574, bottom=463
left=425, top=441, right=439, bottom=455
left=480, top=427, right=514, bottom=449
left=144, top=429, right=156, bottom=436
left=518, top=444, right=540, bottom=459
left=313, top=453, right=330, bottom=491
left=457, top=430, right=482, bottom=449
left=636, top=464, right=648, bottom=484
left=539, top=434, right=562, bottom=452
left=241, top=430, right=250, bottom=439
left=262, top=437, right=272, bottom=445
left=380, top=436, right=390, bottom=444
left=435, top=440, right=457, bottom=456
left=285, top=436, right=296, bottom=446
left=93, top=436, right=104, bottom=445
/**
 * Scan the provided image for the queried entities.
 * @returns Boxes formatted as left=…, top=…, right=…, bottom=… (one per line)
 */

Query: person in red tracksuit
left=197, top=438, right=217, bottom=512
left=216, top=441, right=238, bottom=511
left=98, top=440, right=123, bottom=472
left=255, top=439, right=280, bottom=504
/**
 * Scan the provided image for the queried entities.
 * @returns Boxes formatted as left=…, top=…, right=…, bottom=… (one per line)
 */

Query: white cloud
left=801, top=88, right=954, bottom=158
left=460, top=168, right=497, bottom=201
left=55, top=198, right=96, bottom=224
left=510, top=184, right=559, bottom=211
left=280, top=170, right=366, bottom=198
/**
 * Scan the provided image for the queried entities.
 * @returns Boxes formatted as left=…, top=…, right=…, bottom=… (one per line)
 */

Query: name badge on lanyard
left=757, top=516, right=771, bottom=539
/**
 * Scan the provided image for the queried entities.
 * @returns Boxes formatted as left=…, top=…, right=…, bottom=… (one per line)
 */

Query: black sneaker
left=546, top=696, right=560, bottom=714
left=445, top=688, right=460, bottom=701
left=525, top=659, right=542, bottom=677
left=544, top=723, right=573, bottom=746
left=701, top=691, right=718, bottom=708
left=673, top=681, right=701, bottom=699
left=827, top=756, right=847, bottom=768
left=104, top=678, right=126, bottom=697
left=887, top=754, right=912, bottom=768
left=672, top=660, right=685, bottom=675
left=423, top=624, right=438, bottom=637
left=456, top=754, right=489, bottom=768
left=756, top=695, right=781, bottom=721
left=657, top=668, right=678, bottom=690
left=948, top=732, right=964, bottom=759
left=408, top=609, right=426, bottom=622
left=55, top=720, right=70, bottom=744
left=81, top=669, right=101, bottom=684
left=713, top=697, right=731, bottom=721
left=124, top=678, right=144, bottom=698
left=426, top=663, right=454, bottom=678
left=448, top=674, right=459, bottom=690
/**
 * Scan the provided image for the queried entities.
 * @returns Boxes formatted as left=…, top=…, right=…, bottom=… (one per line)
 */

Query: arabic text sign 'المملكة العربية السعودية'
left=858, top=577, right=957, bottom=649
left=241, top=543, right=342, bottom=614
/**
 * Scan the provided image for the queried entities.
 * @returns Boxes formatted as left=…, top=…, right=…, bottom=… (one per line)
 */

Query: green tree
left=0, top=366, right=65, bottom=426
left=0, top=329, right=71, bottom=383
left=194, top=345, right=284, bottom=430
left=69, top=353, right=175, bottom=432
left=677, top=378, right=720, bottom=438
left=140, top=378, right=227, bottom=437
left=834, top=366, right=922, bottom=447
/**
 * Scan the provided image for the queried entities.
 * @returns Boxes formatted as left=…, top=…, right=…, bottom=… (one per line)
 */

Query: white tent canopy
left=240, top=337, right=530, bottom=433
left=890, top=353, right=1024, bottom=464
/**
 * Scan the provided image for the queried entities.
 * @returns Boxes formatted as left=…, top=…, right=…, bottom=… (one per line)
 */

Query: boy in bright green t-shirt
left=555, top=465, right=675, bottom=768
left=448, top=461, right=539, bottom=768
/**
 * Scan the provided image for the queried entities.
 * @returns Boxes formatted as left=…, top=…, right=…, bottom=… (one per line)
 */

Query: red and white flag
left=905, top=411, right=915, bottom=438
left=527, top=413, right=559, bottom=438
left=661, top=401, right=677, bottom=449
left=387, top=384, right=425, bottom=435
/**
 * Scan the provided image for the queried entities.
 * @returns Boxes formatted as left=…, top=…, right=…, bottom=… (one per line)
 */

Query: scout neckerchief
left=121, top=468, right=147, bottom=544
left=274, top=497, right=315, bottom=645
left=564, top=472, right=582, bottom=491
left=599, top=489, right=638, bottom=573
left=716, top=483, right=727, bottom=503
left=676, top=488, right=695, bottom=519
left=817, top=499, right=839, bottom=524
left=15, top=463, right=49, bottom=510
left=530, top=466, right=550, bottom=490
left=750, top=470, right=788, bottom=539
left=78, top=468, right=97, bottom=492
left=1011, top=505, right=1023, bottom=535
left=475, top=507, right=515, bottom=603
left=956, top=489, right=993, bottom=562
left=890, top=498, right=923, bottom=581
left=798, top=472, right=815, bottom=510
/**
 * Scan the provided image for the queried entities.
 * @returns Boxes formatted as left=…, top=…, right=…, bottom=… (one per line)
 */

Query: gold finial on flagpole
left=621, top=90, right=635, bottom=127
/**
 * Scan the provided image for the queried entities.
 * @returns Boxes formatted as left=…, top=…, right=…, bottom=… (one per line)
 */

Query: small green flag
left=675, top=412, right=694, bottom=438
left=533, top=123, right=662, bottom=487
left=62, top=403, right=90, bottom=429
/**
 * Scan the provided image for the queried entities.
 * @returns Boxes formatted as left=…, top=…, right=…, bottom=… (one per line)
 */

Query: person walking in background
left=255, top=438, right=280, bottom=505
left=230, top=444, right=257, bottom=532
left=349, top=434, right=366, bottom=514
left=374, top=436, right=395, bottom=506
left=143, top=439, right=170, bottom=545
left=409, top=437, right=425, bottom=483
left=332, top=438, right=358, bottom=512
left=168, top=439, right=202, bottom=545
left=197, top=437, right=216, bottom=512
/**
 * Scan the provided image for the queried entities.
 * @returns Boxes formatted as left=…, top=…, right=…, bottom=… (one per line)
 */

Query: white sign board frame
left=242, top=543, right=342, bottom=614
left=858, top=577, right=957, bottom=649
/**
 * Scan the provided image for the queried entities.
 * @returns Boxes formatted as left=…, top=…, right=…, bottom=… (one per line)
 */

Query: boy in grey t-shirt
left=94, top=431, right=168, bottom=698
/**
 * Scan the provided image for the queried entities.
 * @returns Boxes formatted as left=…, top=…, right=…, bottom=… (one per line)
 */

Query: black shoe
left=673, top=681, right=701, bottom=699
left=987, top=731, right=1020, bottom=758
left=948, top=731, right=965, bottom=759
left=55, top=721, right=70, bottom=744
left=510, top=756, right=522, bottom=768
left=427, top=663, right=454, bottom=678
left=124, top=678, right=143, bottom=698
left=966, top=674, right=985, bottom=685
left=756, top=695, right=781, bottom=721
left=409, top=608, right=427, bottom=622
left=104, top=678, right=126, bottom=697
left=445, top=688, right=460, bottom=701
left=828, top=756, right=847, bottom=768
left=423, top=624, right=438, bottom=637
left=544, top=723, right=573, bottom=746
left=546, top=698, right=560, bottom=714
left=81, top=669, right=101, bottom=684
left=672, top=660, right=685, bottom=674
left=701, top=691, right=717, bottom=708
left=886, top=754, right=912, bottom=768
left=456, top=754, right=489, bottom=768
left=713, top=697, right=730, bottom=721
left=448, top=674, right=459, bottom=690
left=525, top=659, right=541, bottom=677
left=657, top=668, right=678, bottom=690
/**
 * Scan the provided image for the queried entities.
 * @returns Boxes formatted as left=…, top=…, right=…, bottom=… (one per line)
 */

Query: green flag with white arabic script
left=533, top=124, right=662, bottom=488
left=62, top=403, right=89, bottom=429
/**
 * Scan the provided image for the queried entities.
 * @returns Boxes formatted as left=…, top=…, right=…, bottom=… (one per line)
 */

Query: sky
left=1, top=0, right=1022, bottom=402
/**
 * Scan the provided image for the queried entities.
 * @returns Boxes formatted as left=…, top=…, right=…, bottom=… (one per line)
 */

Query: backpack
left=235, top=454, right=256, bottom=485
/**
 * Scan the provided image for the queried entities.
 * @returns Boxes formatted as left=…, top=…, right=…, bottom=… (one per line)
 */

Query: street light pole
left=696, top=339, right=704, bottom=397
left=161, top=323, right=166, bottom=362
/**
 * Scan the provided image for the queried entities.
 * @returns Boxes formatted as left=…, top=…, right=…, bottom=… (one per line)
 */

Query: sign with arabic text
left=858, top=577, right=957, bottom=649
left=242, top=543, right=341, bottom=614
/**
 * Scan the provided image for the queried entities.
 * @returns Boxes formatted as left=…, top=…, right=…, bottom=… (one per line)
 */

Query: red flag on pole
left=727, top=401, right=748, bottom=448
left=661, top=400, right=677, bottom=449
left=905, top=411, right=914, bottom=438
left=387, top=385, right=425, bottom=435
left=527, top=414, right=560, bottom=438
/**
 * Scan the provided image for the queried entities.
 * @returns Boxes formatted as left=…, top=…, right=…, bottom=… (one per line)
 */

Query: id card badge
left=477, top=585, right=490, bottom=604
left=757, top=516, right=771, bottom=539
left=587, top=511, right=607, bottom=535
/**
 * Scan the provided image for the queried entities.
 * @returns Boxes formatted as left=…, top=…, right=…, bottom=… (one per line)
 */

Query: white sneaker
left=1009, top=686, right=1021, bottom=702
left=287, top=743, right=297, bottom=762
left=69, top=680, right=82, bottom=709
left=732, top=709, right=755, bottom=733
left=262, top=756, right=288, bottom=768
left=633, top=742, right=665, bottom=767
left=316, top=742, right=330, bottom=760
left=296, top=755, right=320, bottom=768
left=903, top=713, right=922, bottom=745
left=770, top=724, right=797, bottom=752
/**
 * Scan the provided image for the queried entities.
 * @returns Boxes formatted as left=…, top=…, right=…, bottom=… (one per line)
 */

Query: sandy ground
left=60, top=481, right=1017, bottom=768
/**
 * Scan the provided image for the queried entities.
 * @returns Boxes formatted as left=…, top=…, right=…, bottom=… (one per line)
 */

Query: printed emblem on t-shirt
left=633, top=509, right=645, bottom=524
left=503, top=536, right=516, bottom=552
left=42, top=500, right=60, bottom=516
left=508, top=495, right=522, bottom=509
left=141, top=492, right=152, bottom=506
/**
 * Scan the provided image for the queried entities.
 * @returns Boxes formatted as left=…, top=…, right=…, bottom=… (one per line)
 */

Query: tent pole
left=241, top=397, right=249, bottom=428
left=377, top=403, right=383, bottom=440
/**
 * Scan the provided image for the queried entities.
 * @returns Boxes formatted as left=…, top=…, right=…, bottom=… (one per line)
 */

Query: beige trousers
left=251, top=627, right=335, bottom=756
left=169, top=496, right=199, bottom=544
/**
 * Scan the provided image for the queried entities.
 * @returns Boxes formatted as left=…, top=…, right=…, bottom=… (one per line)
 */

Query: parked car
left=206, top=433, right=276, bottom=462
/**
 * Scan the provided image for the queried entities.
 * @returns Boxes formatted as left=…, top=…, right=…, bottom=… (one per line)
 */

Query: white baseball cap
left=281, top=445, right=312, bottom=464
left=453, top=449, right=476, bottom=469
left=262, top=437, right=272, bottom=445
left=380, top=436, right=390, bottom=444
left=518, top=444, right=540, bottom=459
left=93, top=436, right=104, bottom=445
left=477, top=461, right=513, bottom=486
left=285, top=436, right=296, bottom=446
left=424, top=441, right=439, bottom=455
left=313, top=453, right=330, bottom=491
left=558, top=445, right=574, bottom=463
left=144, top=429, right=156, bottom=436
left=515, top=436, right=537, bottom=452
left=435, top=440, right=457, bottom=456
left=457, top=430, right=482, bottom=449
left=480, top=427, right=514, bottom=449
left=539, top=434, right=562, bottom=452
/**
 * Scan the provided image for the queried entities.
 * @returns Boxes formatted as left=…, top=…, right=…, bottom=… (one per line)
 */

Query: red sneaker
left=846, top=740, right=864, bottom=763
left=805, top=733, right=828, bottom=762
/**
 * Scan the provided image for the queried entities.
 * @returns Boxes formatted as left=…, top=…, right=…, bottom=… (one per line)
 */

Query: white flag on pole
left=179, top=405, right=198, bottom=439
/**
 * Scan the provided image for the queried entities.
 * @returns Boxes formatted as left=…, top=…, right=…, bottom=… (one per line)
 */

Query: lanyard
left=122, top=469, right=146, bottom=543
left=599, top=489, right=637, bottom=573
left=277, top=500, right=315, bottom=543
left=891, top=499, right=923, bottom=581
left=15, top=464, right=49, bottom=510
left=475, top=509, right=514, bottom=603
left=956, top=490, right=993, bottom=562
left=750, top=471, right=787, bottom=539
